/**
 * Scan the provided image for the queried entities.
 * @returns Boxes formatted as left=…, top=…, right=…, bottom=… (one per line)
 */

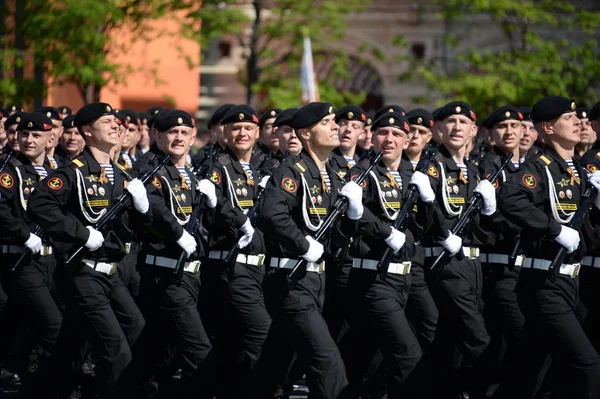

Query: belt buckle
left=109, top=263, right=118, bottom=276
left=515, top=255, right=525, bottom=267
left=572, top=263, right=581, bottom=278
left=256, top=254, right=265, bottom=267
left=401, top=261, right=411, bottom=275
left=193, top=261, right=201, bottom=273
left=469, top=247, right=477, bottom=259
left=41, top=246, right=51, bottom=256
left=125, top=243, right=131, bottom=254
left=318, top=261, right=325, bottom=273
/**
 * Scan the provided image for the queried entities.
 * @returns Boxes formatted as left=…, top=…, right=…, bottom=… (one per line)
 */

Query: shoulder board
left=293, top=160, right=307, bottom=173
left=595, top=152, right=600, bottom=159
left=536, top=155, right=552, bottom=166
left=114, top=162, right=127, bottom=172
left=69, top=157, right=85, bottom=168
left=218, top=153, right=232, bottom=167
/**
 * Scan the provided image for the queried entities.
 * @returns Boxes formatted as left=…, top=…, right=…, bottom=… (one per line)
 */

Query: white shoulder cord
left=502, top=170, right=507, bottom=183
left=160, top=175, right=191, bottom=225
left=15, top=168, right=27, bottom=211
left=222, top=165, right=248, bottom=214
left=439, top=161, right=463, bottom=217
left=75, top=169, right=107, bottom=223
left=369, top=170, right=399, bottom=221
left=544, top=166, right=575, bottom=224
left=300, top=173, right=323, bottom=232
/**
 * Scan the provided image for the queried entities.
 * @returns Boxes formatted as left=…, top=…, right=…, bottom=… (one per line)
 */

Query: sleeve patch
left=587, top=164, right=598, bottom=173
left=0, top=173, right=14, bottom=188
left=350, top=173, right=366, bottom=188
left=151, top=176, right=162, bottom=189
left=426, top=165, right=439, bottom=178
left=47, top=177, right=63, bottom=190
left=486, top=173, right=499, bottom=189
left=210, top=170, right=221, bottom=185
left=281, top=177, right=298, bottom=193
left=521, top=174, right=537, bottom=189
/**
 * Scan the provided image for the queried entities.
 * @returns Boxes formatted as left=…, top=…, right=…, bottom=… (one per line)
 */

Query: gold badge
left=522, top=174, right=537, bottom=188
left=417, top=117, right=423, bottom=124
left=98, top=168, right=110, bottom=185
left=270, top=110, right=276, bottom=116
left=210, top=170, right=221, bottom=185
left=388, top=108, right=394, bottom=112
left=427, top=165, right=439, bottom=178
left=0, top=173, right=14, bottom=188
left=505, top=111, right=511, bottom=118
left=347, top=111, right=354, bottom=119
left=27, top=122, right=33, bottom=128
left=238, top=113, right=245, bottom=120
left=389, top=118, right=395, bottom=124
left=282, top=177, right=297, bottom=193
left=177, top=117, right=183, bottom=124
left=46, top=112, right=51, bottom=117
left=455, top=106, right=461, bottom=113
left=16, top=116, right=21, bottom=123
left=571, top=102, right=576, bottom=110
left=583, top=111, right=587, bottom=118
left=328, top=106, right=333, bottom=115
left=47, top=177, right=63, bottom=190
left=106, top=105, right=111, bottom=112
left=151, top=176, right=161, bottom=189
left=587, top=164, right=597, bottom=173
left=367, top=118, right=372, bottom=125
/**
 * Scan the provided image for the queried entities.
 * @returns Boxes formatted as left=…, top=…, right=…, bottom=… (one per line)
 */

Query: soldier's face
left=60, top=127, right=86, bottom=156
left=211, top=124, right=227, bottom=148
left=0, top=121, right=6, bottom=142
left=519, top=121, right=537, bottom=152
left=260, top=118, right=278, bottom=152
left=304, top=114, right=339, bottom=150
left=86, top=115, right=119, bottom=150
left=18, top=129, right=51, bottom=160
left=139, top=124, right=150, bottom=148
left=6, top=124, right=19, bottom=152
left=226, top=122, right=258, bottom=153
left=338, top=119, right=364, bottom=153
left=158, top=126, right=195, bottom=158
left=275, top=125, right=302, bottom=156
left=545, top=111, right=580, bottom=145
left=373, top=126, right=409, bottom=163
left=49, top=119, right=63, bottom=149
left=121, top=124, right=135, bottom=150
left=440, top=115, right=475, bottom=151
left=358, top=125, right=373, bottom=151
left=406, top=125, right=432, bottom=157
left=492, top=119, right=522, bottom=153
left=579, top=119, right=595, bottom=145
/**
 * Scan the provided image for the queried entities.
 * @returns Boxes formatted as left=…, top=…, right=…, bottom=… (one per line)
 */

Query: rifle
left=173, top=147, right=219, bottom=285
left=428, top=152, right=513, bottom=273
left=508, top=236, right=521, bottom=271
left=547, top=185, right=593, bottom=281
left=377, top=144, right=438, bottom=277
left=11, top=226, right=43, bottom=273
left=0, top=151, right=13, bottom=174
left=286, top=151, right=384, bottom=288
left=223, top=152, right=289, bottom=273
left=63, top=153, right=173, bottom=274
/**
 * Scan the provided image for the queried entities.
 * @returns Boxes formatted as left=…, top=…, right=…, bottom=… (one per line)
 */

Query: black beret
left=365, top=111, right=375, bottom=126
left=371, top=112, right=411, bottom=133
left=406, top=108, right=434, bottom=128
left=436, top=101, right=477, bottom=122
left=589, top=101, right=600, bottom=121
left=273, top=108, right=298, bottom=128
left=74, top=102, right=114, bottom=127
left=221, top=105, right=259, bottom=125
left=57, top=105, right=72, bottom=116
left=484, top=105, right=523, bottom=129
left=6, top=105, right=23, bottom=115
left=62, top=114, right=76, bottom=129
left=113, top=111, right=128, bottom=128
left=375, top=105, right=406, bottom=121
left=4, top=112, right=24, bottom=130
left=138, top=112, right=151, bottom=126
left=518, top=106, right=532, bottom=121
left=149, top=109, right=168, bottom=128
left=576, top=106, right=590, bottom=120
left=36, top=106, right=61, bottom=121
left=17, top=112, right=53, bottom=132
left=258, top=108, right=282, bottom=127
left=431, top=107, right=442, bottom=122
left=154, top=110, right=195, bottom=132
left=116, top=109, right=140, bottom=126
left=531, top=96, right=576, bottom=123
left=147, top=106, right=163, bottom=116
left=290, top=102, right=334, bottom=130
left=208, top=104, right=235, bottom=128
left=335, top=105, right=366, bottom=123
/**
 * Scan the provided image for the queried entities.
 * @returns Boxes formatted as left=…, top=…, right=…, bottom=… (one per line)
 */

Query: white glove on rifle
left=259, top=175, right=270, bottom=189
left=384, top=227, right=406, bottom=254
left=197, top=179, right=217, bottom=209
left=474, top=180, right=497, bottom=216
left=24, top=233, right=43, bottom=254
left=176, top=230, right=197, bottom=258
left=125, top=178, right=150, bottom=214
left=410, top=171, right=435, bottom=203
left=302, top=236, right=324, bottom=263
left=85, top=226, right=104, bottom=252
left=440, top=231, right=462, bottom=256
left=587, top=171, right=600, bottom=209
left=555, top=225, right=580, bottom=254
left=237, top=219, right=255, bottom=249
left=340, top=181, right=364, bottom=220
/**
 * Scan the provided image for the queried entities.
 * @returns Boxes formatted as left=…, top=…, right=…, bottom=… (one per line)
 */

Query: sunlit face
left=210, top=123, right=227, bottom=148
left=81, top=114, right=120, bottom=152
left=439, top=115, right=476, bottom=151
left=373, top=126, right=410, bottom=164
left=156, top=125, right=195, bottom=158
left=60, top=127, right=86, bottom=157
left=18, top=129, right=51, bottom=160
left=579, top=118, right=595, bottom=145
left=406, top=125, right=432, bottom=158
left=127, top=122, right=140, bottom=149
left=139, top=124, right=150, bottom=148
left=260, top=117, right=278, bottom=152
left=358, top=125, right=373, bottom=151
left=6, top=124, right=19, bottom=152
left=540, top=111, right=581, bottom=147
left=337, top=119, right=364, bottom=153
left=225, top=122, right=259, bottom=154
left=275, top=125, right=302, bottom=156
left=298, top=114, right=340, bottom=151
left=519, top=120, right=538, bottom=153
left=48, top=118, right=63, bottom=150
left=491, top=119, right=522, bottom=153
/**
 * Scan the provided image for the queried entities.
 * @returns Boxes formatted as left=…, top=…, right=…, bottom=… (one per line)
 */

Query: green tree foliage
left=407, top=0, right=600, bottom=116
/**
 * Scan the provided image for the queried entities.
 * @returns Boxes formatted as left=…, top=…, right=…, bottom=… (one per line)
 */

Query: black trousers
left=249, top=268, right=351, bottom=399
left=429, top=256, right=490, bottom=396
left=494, top=269, right=600, bottom=399
left=117, top=241, right=140, bottom=299
left=36, top=264, right=144, bottom=398
left=575, top=266, right=600, bottom=352
left=137, top=266, right=215, bottom=398
left=406, top=262, right=438, bottom=354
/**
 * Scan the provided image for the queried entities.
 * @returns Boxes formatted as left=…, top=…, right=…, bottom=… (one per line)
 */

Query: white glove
left=410, top=171, right=435, bottom=203
left=384, top=227, right=406, bottom=254
left=440, top=232, right=462, bottom=256
left=24, top=233, right=43, bottom=254
left=237, top=219, right=255, bottom=249
left=176, top=230, right=197, bottom=258
left=555, top=225, right=580, bottom=254
left=259, top=175, right=270, bottom=189
left=588, top=171, right=600, bottom=209
left=301, top=235, right=324, bottom=263
left=125, top=178, right=149, bottom=214
left=340, top=181, right=364, bottom=220
left=85, top=226, right=104, bottom=251
left=197, top=179, right=217, bottom=208
left=474, top=180, right=497, bottom=216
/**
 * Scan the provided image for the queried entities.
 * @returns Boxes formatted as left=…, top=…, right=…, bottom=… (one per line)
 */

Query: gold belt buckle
left=469, top=247, right=477, bottom=258
left=41, top=246, right=51, bottom=256
left=572, top=263, right=581, bottom=278
left=401, top=261, right=411, bottom=275
left=109, top=263, right=118, bottom=276
left=257, top=254, right=265, bottom=267
left=318, top=261, right=325, bottom=273
left=125, top=243, right=131, bottom=254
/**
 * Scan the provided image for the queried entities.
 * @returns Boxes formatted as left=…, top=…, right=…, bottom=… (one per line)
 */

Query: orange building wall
left=47, top=16, right=200, bottom=114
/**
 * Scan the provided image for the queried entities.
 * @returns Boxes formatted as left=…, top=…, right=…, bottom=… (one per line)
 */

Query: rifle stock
left=0, top=151, right=13, bottom=174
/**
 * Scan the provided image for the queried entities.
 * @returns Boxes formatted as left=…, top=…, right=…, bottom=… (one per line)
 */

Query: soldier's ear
left=591, top=120, right=600, bottom=135
left=297, top=128, right=310, bottom=142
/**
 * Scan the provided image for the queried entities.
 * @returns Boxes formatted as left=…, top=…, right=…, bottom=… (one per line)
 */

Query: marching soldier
left=3, top=112, right=24, bottom=155
left=37, top=107, right=64, bottom=169
left=191, top=103, right=234, bottom=171
left=26, top=102, right=148, bottom=398
left=356, top=111, right=374, bottom=159
left=56, top=114, right=86, bottom=163
left=518, top=106, right=543, bottom=162
left=497, top=96, right=600, bottom=399
left=273, top=108, right=301, bottom=157
left=575, top=106, right=594, bottom=158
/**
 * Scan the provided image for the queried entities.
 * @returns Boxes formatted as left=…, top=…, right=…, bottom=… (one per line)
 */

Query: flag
left=300, top=35, right=320, bottom=104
